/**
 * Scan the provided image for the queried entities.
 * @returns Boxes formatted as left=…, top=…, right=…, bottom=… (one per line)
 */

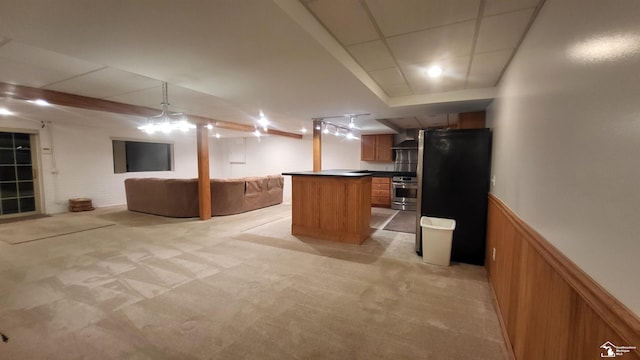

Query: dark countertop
left=282, top=170, right=372, bottom=177
left=367, top=171, right=416, bottom=178
left=282, top=169, right=416, bottom=178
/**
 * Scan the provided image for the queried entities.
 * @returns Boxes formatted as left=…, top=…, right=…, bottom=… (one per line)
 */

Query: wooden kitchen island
left=282, top=170, right=372, bottom=244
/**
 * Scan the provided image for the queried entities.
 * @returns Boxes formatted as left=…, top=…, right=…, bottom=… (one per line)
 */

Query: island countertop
left=282, top=169, right=371, bottom=177
left=282, top=169, right=416, bottom=178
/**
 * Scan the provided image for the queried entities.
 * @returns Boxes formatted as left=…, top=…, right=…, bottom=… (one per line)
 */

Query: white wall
left=2, top=112, right=199, bottom=214
left=210, top=133, right=361, bottom=202
left=2, top=106, right=363, bottom=214
left=487, top=0, right=640, bottom=315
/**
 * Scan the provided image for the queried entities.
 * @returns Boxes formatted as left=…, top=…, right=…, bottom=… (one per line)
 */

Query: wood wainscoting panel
left=486, top=194, right=640, bottom=360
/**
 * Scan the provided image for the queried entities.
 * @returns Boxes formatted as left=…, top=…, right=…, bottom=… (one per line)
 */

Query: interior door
left=0, top=131, right=39, bottom=217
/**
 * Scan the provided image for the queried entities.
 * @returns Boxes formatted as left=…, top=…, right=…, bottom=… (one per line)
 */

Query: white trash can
left=420, top=216, right=456, bottom=266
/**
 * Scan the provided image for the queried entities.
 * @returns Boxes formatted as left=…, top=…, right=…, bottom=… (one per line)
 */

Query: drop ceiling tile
left=381, top=83, right=413, bottom=97
left=347, top=40, right=396, bottom=72
left=402, top=56, right=470, bottom=94
left=469, top=49, right=512, bottom=75
left=484, top=0, right=540, bottom=16
left=306, top=0, right=379, bottom=45
left=105, top=86, right=162, bottom=107
left=466, top=72, right=501, bottom=89
left=475, top=9, right=535, bottom=53
left=388, top=117, right=421, bottom=128
left=412, top=76, right=467, bottom=94
left=107, top=84, right=250, bottom=122
left=387, top=21, right=475, bottom=65
left=369, top=67, right=412, bottom=97
left=44, top=68, right=160, bottom=99
left=168, top=86, right=250, bottom=120
left=0, top=41, right=103, bottom=87
left=369, top=67, right=406, bottom=87
left=0, top=58, right=67, bottom=88
left=365, top=0, right=480, bottom=37
left=416, top=114, right=449, bottom=127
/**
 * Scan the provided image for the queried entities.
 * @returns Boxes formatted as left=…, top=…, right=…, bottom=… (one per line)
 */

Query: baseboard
left=486, top=194, right=639, bottom=359
left=487, top=278, right=517, bottom=360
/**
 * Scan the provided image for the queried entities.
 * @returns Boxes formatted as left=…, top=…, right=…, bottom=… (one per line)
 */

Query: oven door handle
left=392, top=182, right=417, bottom=187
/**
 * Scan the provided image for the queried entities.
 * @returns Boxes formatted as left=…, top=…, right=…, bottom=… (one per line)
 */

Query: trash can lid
left=420, top=216, right=456, bottom=230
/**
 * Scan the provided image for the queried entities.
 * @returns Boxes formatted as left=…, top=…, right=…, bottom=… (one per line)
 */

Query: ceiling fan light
left=140, top=82, right=194, bottom=134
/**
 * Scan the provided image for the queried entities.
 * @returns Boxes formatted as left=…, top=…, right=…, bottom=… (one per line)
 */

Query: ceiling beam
left=0, top=82, right=302, bottom=139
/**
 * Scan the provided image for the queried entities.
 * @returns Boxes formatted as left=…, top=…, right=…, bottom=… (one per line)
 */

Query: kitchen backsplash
left=360, top=162, right=393, bottom=171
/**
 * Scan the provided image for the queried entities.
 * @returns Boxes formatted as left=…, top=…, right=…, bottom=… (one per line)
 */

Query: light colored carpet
left=383, top=210, right=417, bottom=234
left=0, top=212, right=115, bottom=244
left=0, top=204, right=508, bottom=359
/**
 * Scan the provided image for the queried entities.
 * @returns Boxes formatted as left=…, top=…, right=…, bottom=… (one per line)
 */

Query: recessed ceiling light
left=28, top=99, right=50, bottom=106
left=0, top=108, right=14, bottom=116
left=426, top=66, right=443, bottom=78
left=205, top=124, right=213, bottom=130
left=257, top=112, right=269, bottom=131
left=300, top=128, right=307, bottom=133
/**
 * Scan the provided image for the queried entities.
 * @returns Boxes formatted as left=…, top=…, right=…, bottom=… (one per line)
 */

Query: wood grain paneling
left=371, top=176, right=391, bottom=207
left=312, top=120, right=322, bottom=171
left=486, top=194, right=640, bottom=359
left=290, top=175, right=371, bottom=244
left=196, top=124, right=211, bottom=220
left=458, top=111, right=486, bottom=129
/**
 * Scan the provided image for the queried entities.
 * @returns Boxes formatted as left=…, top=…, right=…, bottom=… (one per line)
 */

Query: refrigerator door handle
left=415, top=130, right=425, bottom=254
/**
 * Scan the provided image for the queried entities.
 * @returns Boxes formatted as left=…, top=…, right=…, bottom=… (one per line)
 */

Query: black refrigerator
left=415, top=128, right=492, bottom=265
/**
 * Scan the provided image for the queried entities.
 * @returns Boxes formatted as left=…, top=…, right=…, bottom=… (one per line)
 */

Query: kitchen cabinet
left=458, top=111, right=486, bottom=129
left=371, top=177, right=391, bottom=208
left=361, top=134, right=394, bottom=161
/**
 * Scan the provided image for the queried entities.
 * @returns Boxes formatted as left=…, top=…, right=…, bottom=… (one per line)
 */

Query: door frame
left=0, top=127, right=43, bottom=219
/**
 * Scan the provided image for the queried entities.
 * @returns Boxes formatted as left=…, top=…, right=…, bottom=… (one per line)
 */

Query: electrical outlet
left=491, top=175, right=496, bottom=187
left=492, top=247, right=496, bottom=261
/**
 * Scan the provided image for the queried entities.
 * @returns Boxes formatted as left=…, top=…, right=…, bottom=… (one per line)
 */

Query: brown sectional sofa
left=124, top=175, right=284, bottom=218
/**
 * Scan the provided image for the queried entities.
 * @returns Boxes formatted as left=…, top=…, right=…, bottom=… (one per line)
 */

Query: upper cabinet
left=458, top=111, right=486, bottom=129
left=361, top=134, right=394, bottom=162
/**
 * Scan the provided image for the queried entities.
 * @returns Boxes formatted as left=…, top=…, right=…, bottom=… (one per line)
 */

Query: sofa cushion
left=244, top=177, right=265, bottom=195
left=267, top=175, right=284, bottom=190
left=210, top=178, right=245, bottom=216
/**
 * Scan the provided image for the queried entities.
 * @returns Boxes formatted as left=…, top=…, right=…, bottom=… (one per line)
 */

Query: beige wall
left=487, top=0, right=640, bottom=315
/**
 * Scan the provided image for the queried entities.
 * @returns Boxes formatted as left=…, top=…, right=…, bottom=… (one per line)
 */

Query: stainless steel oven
left=391, top=176, right=418, bottom=211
